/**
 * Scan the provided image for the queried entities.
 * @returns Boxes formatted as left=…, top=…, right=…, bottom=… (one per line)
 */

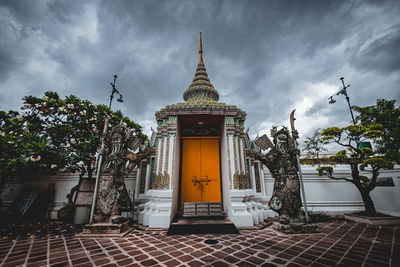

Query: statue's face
left=276, top=134, right=287, bottom=153
left=110, top=133, right=123, bottom=155
left=100, top=176, right=113, bottom=191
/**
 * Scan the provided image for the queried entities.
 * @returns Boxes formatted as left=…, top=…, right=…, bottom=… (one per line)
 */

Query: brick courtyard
left=0, top=220, right=399, bottom=267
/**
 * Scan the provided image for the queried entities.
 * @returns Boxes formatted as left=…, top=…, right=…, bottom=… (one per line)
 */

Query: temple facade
left=133, top=33, right=274, bottom=228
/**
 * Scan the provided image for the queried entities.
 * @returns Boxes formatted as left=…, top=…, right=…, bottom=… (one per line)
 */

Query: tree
left=353, top=99, right=400, bottom=164
left=302, top=128, right=327, bottom=166
left=0, top=110, right=64, bottom=195
left=318, top=123, right=394, bottom=216
left=0, top=91, right=146, bottom=197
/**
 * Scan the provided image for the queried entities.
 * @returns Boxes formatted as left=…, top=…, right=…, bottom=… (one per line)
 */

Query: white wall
left=2, top=164, right=399, bottom=221
left=1, top=171, right=136, bottom=220
left=264, top=165, right=400, bottom=216
left=1, top=172, right=80, bottom=219
left=370, top=168, right=400, bottom=216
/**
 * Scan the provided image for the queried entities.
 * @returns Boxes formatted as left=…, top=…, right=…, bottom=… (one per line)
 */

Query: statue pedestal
left=272, top=221, right=319, bottom=234
left=78, top=221, right=132, bottom=237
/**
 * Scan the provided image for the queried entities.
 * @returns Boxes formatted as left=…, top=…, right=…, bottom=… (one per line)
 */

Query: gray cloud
left=0, top=0, right=399, bottom=146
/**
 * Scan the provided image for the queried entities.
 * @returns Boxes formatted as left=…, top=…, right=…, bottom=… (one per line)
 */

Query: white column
left=155, top=138, right=162, bottom=174
left=144, top=159, right=151, bottom=193
left=161, top=137, right=168, bottom=174
left=135, top=167, right=141, bottom=199
left=168, top=135, right=175, bottom=189
left=239, top=138, right=245, bottom=174
left=251, top=162, right=257, bottom=192
left=234, top=137, right=240, bottom=174
left=228, top=135, right=236, bottom=187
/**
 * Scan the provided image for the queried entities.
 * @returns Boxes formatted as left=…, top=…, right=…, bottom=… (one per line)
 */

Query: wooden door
left=181, top=138, right=221, bottom=204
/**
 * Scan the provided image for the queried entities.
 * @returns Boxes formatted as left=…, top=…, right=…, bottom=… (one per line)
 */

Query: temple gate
left=134, top=33, right=274, bottom=228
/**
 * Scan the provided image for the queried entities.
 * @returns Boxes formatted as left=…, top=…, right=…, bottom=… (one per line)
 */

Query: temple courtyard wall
left=2, top=165, right=399, bottom=225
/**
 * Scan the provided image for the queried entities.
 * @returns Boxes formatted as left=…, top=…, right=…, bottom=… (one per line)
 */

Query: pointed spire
left=199, top=32, right=204, bottom=64
left=183, top=32, right=219, bottom=102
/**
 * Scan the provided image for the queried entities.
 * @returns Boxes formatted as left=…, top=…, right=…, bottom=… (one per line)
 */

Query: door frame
left=178, top=136, right=223, bottom=213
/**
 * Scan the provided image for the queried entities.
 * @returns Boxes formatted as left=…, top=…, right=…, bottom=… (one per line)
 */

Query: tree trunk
left=355, top=185, right=377, bottom=216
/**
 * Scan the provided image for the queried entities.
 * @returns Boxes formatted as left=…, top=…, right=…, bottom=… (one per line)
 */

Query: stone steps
left=182, top=202, right=224, bottom=218
left=167, top=217, right=239, bottom=235
left=167, top=202, right=238, bottom=235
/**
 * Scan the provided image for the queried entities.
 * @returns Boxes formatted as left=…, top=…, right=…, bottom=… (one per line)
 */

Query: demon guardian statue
left=93, top=123, right=148, bottom=224
left=256, top=126, right=304, bottom=224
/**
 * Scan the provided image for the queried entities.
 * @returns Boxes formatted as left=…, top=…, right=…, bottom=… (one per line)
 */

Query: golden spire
left=199, top=32, right=203, bottom=64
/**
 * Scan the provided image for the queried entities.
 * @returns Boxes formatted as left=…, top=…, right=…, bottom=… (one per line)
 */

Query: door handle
left=192, top=176, right=198, bottom=186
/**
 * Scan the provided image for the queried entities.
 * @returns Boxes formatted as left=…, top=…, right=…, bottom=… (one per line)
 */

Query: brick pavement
left=0, top=221, right=399, bottom=267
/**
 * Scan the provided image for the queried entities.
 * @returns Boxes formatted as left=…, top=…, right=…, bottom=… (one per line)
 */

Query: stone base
left=167, top=217, right=239, bottom=235
left=272, top=221, right=319, bottom=234
left=78, top=221, right=132, bottom=237
left=344, top=214, right=400, bottom=225
left=237, top=219, right=274, bottom=230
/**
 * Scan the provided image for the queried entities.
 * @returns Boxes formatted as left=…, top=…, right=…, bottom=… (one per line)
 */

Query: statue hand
left=291, top=130, right=299, bottom=140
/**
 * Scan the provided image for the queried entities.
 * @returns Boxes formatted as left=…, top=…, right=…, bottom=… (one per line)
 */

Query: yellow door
left=181, top=138, right=221, bottom=204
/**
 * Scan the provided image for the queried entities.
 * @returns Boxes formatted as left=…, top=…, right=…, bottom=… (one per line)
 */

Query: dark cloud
left=352, top=24, right=400, bottom=74
left=0, top=0, right=399, bottom=144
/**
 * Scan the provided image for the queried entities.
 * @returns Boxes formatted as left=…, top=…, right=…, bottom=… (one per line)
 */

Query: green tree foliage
left=302, top=128, right=327, bottom=166
left=317, top=102, right=398, bottom=216
left=353, top=99, right=400, bottom=164
left=0, top=91, right=145, bottom=195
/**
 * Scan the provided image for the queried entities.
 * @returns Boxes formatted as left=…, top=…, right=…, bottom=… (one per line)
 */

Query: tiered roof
left=183, top=33, right=219, bottom=103
left=155, top=32, right=245, bottom=121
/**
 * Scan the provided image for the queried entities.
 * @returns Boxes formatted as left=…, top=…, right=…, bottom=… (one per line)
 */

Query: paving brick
left=233, top=251, right=248, bottom=259
left=224, top=255, right=241, bottom=263
left=222, top=247, right=235, bottom=254
left=94, top=258, right=111, bottom=265
left=50, top=256, right=69, bottom=265
left=191, top=250, right=206, bottom=258
left=272, top=257, right=287, bottom=264
left=188, top=260, right=205, bottom=267
left=27, top=260, right=47, bottom=267
left=200, top=255, right=217, bottom=263
left=164, top=259, right=181, bottom=267
left=141, top=258, right=158, bottom=266
left=3, top=260, right=26, bottom=267
left=0, top=221, right=398, bottom=267
left=134, top=254, right=148, bottom=261
left=202, top=247, right=214, bottom=253
left=237, top=260, right=257, bottom=267
left=169, top=250, right=183, bottom=258
left=246, top=256, right=264, bottom=265
left=293, top=256, right=312, bottom=266
left=155, top=254, right=172, bottom=262
left=71, top=257, right=90, bottom=265
left=117, top=258, right=133, bottom=266
left=177, top=254, right=194, bottom=262
left=211, top=260, right=230, bottom=267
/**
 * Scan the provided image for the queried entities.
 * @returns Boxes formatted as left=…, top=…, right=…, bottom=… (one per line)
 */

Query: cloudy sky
left=1, top=0, right=399, bottom=146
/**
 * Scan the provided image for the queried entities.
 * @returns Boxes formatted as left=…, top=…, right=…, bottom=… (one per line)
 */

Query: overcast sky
left=1, top=0, right=399, bottom=147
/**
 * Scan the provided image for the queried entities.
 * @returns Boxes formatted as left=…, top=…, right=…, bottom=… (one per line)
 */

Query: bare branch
left=367, top=166, right=379, bottom=192
left=328, top=176, right=353, bottom=183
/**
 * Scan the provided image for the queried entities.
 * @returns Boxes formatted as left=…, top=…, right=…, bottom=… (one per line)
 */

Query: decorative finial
left=199, top=32, right=203, bottom=64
